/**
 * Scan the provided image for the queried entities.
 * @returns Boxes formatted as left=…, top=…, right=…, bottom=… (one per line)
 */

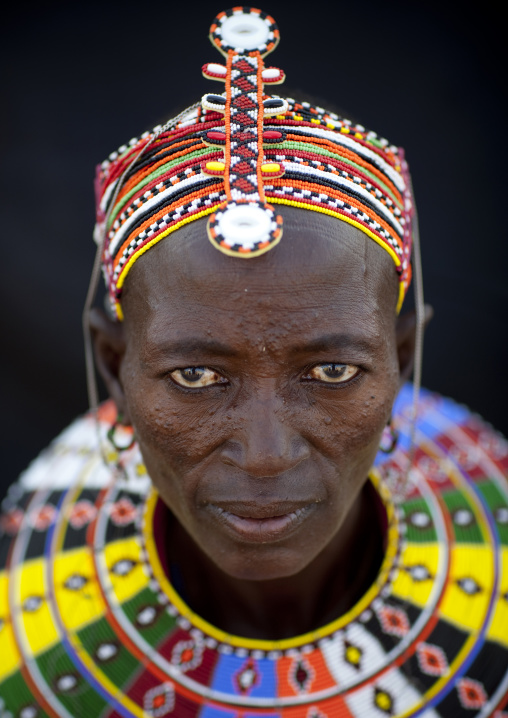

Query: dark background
left=1, top=1, right=506, bottom=503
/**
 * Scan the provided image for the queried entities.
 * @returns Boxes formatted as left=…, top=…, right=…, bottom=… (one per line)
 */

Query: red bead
left=263, top=131, right=283, bottom=139
left=207, top=131, right=226, bottom=141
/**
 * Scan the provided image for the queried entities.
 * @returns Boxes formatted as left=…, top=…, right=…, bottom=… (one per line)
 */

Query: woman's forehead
left=122, top=206, right=398, bottom=332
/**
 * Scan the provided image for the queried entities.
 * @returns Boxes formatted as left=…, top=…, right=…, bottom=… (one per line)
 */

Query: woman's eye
left=304, top=363, right=359, bottom=384
left=169, top=367, right=227, bottom=388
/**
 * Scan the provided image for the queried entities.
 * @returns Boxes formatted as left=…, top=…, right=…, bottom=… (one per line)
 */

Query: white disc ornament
left=207, top=201, right=283, bottom=257
left=209, top=8, right=280, bottom=57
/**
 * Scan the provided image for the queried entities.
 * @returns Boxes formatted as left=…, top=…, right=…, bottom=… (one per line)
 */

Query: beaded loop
left=379, top=421, right=399, bottom=454
left=107, top=414, right=136, bottom=452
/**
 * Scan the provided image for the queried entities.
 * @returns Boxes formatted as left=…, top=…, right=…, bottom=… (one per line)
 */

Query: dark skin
left=91, top=206, right=430, bottom=640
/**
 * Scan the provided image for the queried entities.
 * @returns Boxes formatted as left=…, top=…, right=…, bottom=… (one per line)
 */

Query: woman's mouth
left=206, top=503, right=314, bottom=543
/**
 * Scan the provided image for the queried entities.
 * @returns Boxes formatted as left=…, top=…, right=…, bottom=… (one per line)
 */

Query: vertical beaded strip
left=201, top=8, right=288, bottom=257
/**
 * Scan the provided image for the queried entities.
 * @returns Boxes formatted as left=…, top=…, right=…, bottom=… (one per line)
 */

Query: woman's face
left=118, top=207, right=401, bottom=581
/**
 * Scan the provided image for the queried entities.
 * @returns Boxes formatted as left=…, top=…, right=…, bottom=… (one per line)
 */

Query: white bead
left=262, top=68, right=281, bottom=80
left=206, top=63, right=227, bottom=76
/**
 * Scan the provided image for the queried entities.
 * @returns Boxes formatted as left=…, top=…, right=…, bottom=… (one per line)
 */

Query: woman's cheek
left=127, top=388, right=226, bottom=480
left=310, top=386, right=392, bottom=453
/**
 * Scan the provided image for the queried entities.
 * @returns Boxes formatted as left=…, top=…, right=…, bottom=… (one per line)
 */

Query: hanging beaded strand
left=201, top=7, right=288, bottom=256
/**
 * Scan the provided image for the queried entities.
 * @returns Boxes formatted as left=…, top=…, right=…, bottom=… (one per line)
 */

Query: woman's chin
left=208, top=544, right=314, bottom=582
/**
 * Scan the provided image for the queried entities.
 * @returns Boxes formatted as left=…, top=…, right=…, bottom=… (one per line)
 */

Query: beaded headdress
left=94, top=7, right=414, bottom=321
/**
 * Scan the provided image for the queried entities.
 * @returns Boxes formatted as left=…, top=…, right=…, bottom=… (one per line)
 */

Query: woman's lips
left=207, top=504, right=314, bottom=543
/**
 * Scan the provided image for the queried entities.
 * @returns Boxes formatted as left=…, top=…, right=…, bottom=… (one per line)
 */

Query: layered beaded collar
left=3, top=387, right=507, bottom=715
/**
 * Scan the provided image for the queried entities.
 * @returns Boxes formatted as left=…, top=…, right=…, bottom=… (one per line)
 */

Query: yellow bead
left=375, top=692, right=392, bottom=711
left=345, top=645, right=361, bottom=665
left=326, top=122, right=335, bottom=129
left=261, top=163, right=281, bottom=173
left=205, top=161, right=225, bottom=172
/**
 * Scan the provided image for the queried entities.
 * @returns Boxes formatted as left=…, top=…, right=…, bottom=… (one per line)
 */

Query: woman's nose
left=219, top=385, right=310, bottom=477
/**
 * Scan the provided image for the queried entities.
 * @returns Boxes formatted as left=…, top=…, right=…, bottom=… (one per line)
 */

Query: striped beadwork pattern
left=1, top=386, right=507, bottom=717
left=95, top=9, right=413, bottom=320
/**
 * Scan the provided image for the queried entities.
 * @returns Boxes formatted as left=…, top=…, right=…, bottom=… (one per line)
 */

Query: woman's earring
left=379, top=419, right=399, bottom=454
left=107, top=413, right=136, bottom=452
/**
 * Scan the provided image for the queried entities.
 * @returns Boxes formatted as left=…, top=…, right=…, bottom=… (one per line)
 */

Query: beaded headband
left=94, top=7, right=414, bottom=320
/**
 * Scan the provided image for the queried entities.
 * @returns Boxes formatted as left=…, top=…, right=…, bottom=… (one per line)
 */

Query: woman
left=1, top=7, right=507, bottom=717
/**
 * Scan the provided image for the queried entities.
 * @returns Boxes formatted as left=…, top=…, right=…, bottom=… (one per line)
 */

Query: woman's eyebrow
left=297, top=333, right=378, bottom=355
left=143, top=334, right=377, bottom=361
left=144, top=337, right=239, bottom=359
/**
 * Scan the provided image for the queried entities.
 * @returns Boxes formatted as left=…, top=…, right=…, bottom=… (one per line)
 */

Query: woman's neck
left=164, top=480, right=385, bottom=640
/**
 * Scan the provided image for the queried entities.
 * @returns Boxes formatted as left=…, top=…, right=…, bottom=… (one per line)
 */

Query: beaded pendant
left=201, top=7, right=287, bottom=257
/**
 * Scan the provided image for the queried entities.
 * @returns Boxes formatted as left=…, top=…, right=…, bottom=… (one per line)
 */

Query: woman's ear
left=88, top=308, right=130, bottom=422
left=396, top=304, right=433, bottom=385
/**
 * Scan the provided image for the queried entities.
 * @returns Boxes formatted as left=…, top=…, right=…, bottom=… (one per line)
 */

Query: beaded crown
left=94, top=7, right=414, bottom=320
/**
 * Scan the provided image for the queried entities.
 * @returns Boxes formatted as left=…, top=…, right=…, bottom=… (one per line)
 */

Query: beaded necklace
left=1, top=386, right=507, bottom=716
